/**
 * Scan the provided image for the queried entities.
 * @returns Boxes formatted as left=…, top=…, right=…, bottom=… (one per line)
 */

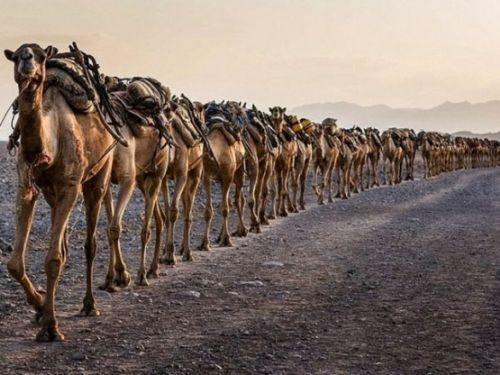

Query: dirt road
left=1, top=154, right=499, bottom=373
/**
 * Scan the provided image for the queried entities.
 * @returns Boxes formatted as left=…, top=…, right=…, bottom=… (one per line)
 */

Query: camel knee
left=45, top=256, right=64, bottom=279
left=141, top=228, right=151, bottom=244
left=169, top=207, right=179, bottom=223
left=204, top=207, right=213, bottom=222
left=108, top=224, right=122, bottom=242
left=7, top=258, right=24, bottom=281
left=221, top=207, right=229, bottom=218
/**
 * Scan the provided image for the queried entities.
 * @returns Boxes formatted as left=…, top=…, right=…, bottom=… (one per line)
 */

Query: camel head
left=4, top=43, right=58, bottom=92
left=269, top=106, right=286, bottom=122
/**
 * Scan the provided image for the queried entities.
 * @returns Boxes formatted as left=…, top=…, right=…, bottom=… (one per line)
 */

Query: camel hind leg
left=136, top=175, right=163, bottom=286
left=198, top=172, right=213, bottom=251
left=80, top=162, right=111, bottom=316
left=147, top=201, right=165, bottom=278
left=217, top=176, right=234, bottom=247
left=233, top=165, right=249, bottom=237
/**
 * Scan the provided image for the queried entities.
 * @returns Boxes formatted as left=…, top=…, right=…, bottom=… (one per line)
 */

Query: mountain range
left=291, top=101, right=500, bottom=139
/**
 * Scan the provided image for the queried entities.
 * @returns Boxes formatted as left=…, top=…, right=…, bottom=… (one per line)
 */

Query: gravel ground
left=0, top=142, right=499, bottom=374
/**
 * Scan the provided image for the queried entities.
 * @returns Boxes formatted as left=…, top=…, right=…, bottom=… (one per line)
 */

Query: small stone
left=239, top=281, right=264, bottom=287
left=262, top=261, right=284, bottom=267
left=71, top=353, right=87, bottom=361
left=177, top=290, right=201, bottom=298
left=227, top=291, right=239, bottom=296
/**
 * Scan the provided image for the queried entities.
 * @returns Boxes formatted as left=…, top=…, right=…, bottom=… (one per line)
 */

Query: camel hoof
left=260, top=217, right=270, bottom=226
left=115, top=270, right=131, bottom=288
left=267, top=214, right=276, bottom=221
left=99, top=282, right=119, bottom=293
left=36, top=325, right=65, bottom=342
left=334, top=193, right=341, bottom=199
left=32, top=310, right=44, bottom=325
left=219, top=237, right=233, bottom=248
left=135, top=274, right=149, bottom=287
left=327, top=198, right=333, bottom=204
left=182, top=253, right=194, bottom=262
left=146, top=268, right=159, bottom=279
left=161, top=254, right=177, bottom=266
left=299, top=204, right=306, bottom=210
left=278, top=211, right=288, bottom=217
left=317, top=200, right=325, bottom=206
left=249, top=225, right=262, bottom=234
left=232, top=227, right=248, bottom=237
left=197, top=239, right=211, bottom=251
left=80, top=305, right=101, bottom=317
left=342, top=196, right=348, bottom=200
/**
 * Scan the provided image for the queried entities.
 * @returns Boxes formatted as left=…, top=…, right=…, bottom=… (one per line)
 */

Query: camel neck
left=17, top=87, right=50, bottom=164
left=273, top=118, right=284, bottom=133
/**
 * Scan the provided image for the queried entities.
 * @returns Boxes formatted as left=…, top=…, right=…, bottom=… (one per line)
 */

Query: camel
left=253, top=110, right=281, bottom=226
left=159, top=98, right=204, bottom=265
left=98, top=78, right=173, bottom=290
left=312, top=118, right=340, bottom=204
left=381, top=129, right=403, bottom=185
left=269, top=106, right=298, bottom=217
left=285, top=115, right=312, bottom=212
left=240, top=105, right=273, bottom=233
left=198, top=101, right=246, bottom=251
left=335, top=128, right=354, bottom=199
left=4, top=44, right=115, bottom=341
left=364, top=127, right=382, bottom=188
left=348, top=127, right=370, bottom=194
left=399, top=129, right=418, bottom=181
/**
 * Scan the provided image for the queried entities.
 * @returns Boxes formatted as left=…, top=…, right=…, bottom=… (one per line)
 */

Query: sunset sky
left=1, top=0, right=499, bottom=138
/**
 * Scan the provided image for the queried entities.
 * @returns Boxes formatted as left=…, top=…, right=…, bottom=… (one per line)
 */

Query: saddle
left=45, top=57, right=97, bottom=113
left=107, top=77, right=172, bottom=146
left=205, top=102, right=241, bottom=146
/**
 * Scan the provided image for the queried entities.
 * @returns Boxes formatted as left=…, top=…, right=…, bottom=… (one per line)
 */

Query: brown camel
left=381, top=129, right=403, bottom=185
left=4, top=44, right=115, bottom=341
left=159, top=98, right=204, bottom=265
left=198, top=101, right=246, bottom=250
left=348, top=127, right=370, bottom=194
left=312, top=119, right=340, bottom=204
left=364, top=127, right=382, bottom=188
left=286, top=116, right=313, bottom=212
left=269, top=106, right=297, bottom=218
left=335, top=128, right=354, bottom=199
left=99, top=78, right=172, bottom=290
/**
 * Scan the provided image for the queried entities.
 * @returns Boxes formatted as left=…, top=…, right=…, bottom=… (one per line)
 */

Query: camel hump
left=45, top=58, right=97, bottom=113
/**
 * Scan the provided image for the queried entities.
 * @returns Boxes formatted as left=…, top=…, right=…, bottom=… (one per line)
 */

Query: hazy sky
left=1, top=0, right=500, bottom=138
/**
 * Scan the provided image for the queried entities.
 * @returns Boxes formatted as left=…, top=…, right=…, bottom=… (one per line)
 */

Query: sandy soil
left=0, top=143, right=499, bottom=374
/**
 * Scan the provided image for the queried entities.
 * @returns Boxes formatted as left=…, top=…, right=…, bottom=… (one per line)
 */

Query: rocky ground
left=0, top=143, right=499, bottom=374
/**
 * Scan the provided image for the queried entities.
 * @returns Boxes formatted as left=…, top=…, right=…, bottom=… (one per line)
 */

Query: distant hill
left=291, top=100, right=500, bottom=135
left=451, top=131, right=500, bottom=141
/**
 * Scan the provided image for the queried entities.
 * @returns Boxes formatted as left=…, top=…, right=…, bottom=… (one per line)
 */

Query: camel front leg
left=217, top=177, right=233, bottom=247
left=179, top=167, right=202, bottom=261
left=36, top=186, right=79, bottom=342
left=147, top=202, right=164, bottom=278
left=268, top=169, right=278, bottom=220
left=136, top=176, right=162, bottom=286
left=335, top=164, right=342, bottom=198
left=298, top=158, right=309, bottom=209
left=260, top=157, right=273, bottom=225
left=7, top=177, right=44, bottom=319
left=251, top=157, right=266, bottom=233
left=247, top=158, right=261, bottom=234
left=233, top=165, right=248, bottom=237
left=326, top=159, right=335, bottom=203
left=198, top=172, right=213, bottom=251
left=164, top=172, right=187, bottom=264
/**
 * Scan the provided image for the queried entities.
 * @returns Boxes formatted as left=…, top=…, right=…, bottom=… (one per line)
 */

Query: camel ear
left=44, top=46, right=58, bottom=59
left=4, top=49, right=15, bottom=61
left=268, top=107, right=272, bottom=113
left=283, top=107, right=287, bottom=113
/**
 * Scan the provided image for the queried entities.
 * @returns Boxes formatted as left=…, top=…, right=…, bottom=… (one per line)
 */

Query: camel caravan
left=2, top=43, right=500, bottom=342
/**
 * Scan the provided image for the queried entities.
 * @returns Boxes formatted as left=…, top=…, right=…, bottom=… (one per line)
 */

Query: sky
left=1, top=0, right=500, bottom=138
